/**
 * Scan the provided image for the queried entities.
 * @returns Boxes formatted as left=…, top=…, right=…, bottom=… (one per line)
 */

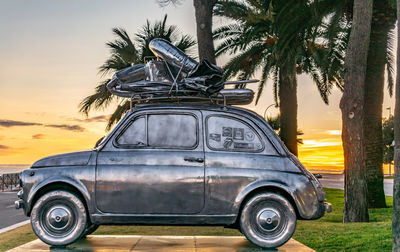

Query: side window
left=117, top=116, right=146, bottom=146
left=148, top=114, right=197, bottom=148
left=116, top=113, right=198, bottom=149
left=207, top=115, right=273, bottom=153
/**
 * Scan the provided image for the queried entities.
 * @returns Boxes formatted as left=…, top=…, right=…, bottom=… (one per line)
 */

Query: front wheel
left=240, top=192, right=297, bottom=249
left=81, top=223, right=99, bottom=238
left=30, top=190, right=87, bottom=246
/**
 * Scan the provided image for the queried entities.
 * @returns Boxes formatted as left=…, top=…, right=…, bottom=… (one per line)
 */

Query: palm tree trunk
left=392, top=0, right=400, bottom=248
left=364, top=0, right=395, bottom=209
left=193, top=0, right=216, bottom=64
left=340, top=0, right=372, bottom=222
left=279, top=61, right=298, bottom=156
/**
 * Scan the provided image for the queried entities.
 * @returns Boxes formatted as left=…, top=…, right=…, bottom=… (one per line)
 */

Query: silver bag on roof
left=106, top=38, right=258, bottom=105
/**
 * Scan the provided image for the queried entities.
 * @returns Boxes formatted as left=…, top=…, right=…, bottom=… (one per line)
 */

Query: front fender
left=26, top=176, right=91, bottom=215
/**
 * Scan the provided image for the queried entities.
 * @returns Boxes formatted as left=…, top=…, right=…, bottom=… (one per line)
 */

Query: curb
left=0, top=220, right=30, bottom=234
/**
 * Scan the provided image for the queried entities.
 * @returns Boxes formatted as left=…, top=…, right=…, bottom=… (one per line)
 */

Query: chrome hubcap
left=257, top=208, right=280, bottom=231
left=46, top=206, right=72, bottom=230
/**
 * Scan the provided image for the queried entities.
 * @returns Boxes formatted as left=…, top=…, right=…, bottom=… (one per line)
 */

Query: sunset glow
left=0, top=1, right=395, bottom=174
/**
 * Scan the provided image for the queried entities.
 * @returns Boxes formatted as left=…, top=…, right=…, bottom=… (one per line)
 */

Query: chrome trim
left=324, top=202, right=332, bottom=213
left=15, top=200, right=23, bottom=209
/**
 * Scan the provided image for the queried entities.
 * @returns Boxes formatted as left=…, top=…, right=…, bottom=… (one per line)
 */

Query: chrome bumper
left=324, top=202, right=332, bottom=213
left=15, top=200, right=23, bottom=209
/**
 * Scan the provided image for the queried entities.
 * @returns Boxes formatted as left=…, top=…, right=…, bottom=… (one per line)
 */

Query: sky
left=0, top=1, right=396, bottom=173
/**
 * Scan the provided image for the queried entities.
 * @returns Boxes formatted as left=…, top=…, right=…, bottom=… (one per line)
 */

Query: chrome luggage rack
left=126, top=80, right=259, bottom=109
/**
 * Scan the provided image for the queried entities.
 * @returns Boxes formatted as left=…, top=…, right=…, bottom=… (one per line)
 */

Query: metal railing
left=0, top=173, right=20, bottom=191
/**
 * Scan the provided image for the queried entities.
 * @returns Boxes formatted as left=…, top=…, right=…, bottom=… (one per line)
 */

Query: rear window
left=206, top=115, right=264, bottom=152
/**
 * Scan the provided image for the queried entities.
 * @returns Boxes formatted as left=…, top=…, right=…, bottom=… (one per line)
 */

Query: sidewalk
left=8, top=235, right=315, bottom=252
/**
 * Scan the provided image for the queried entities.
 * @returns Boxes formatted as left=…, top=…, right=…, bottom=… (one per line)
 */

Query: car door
left=95, top=109, right=205, bottom=214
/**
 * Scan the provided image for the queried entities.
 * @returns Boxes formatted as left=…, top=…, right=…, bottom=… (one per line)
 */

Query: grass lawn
left=0, top=188, right=393, bottom=252
left=294, top=189, right=392, bottom=251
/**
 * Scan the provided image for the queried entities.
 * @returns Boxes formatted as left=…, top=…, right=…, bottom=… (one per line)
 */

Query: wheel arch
left=233, top=182, right=302, bottom=223
left=26, top=177, right=91, bottom=219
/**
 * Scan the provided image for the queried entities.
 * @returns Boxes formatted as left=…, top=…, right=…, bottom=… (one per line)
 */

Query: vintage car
left=15, top=103, right=331, bottom=248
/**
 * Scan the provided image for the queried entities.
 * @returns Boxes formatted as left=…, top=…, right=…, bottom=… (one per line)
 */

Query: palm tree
left=158, top=0, right=217, bottom=63
left=340, top=0, right=373, bottom=222
left=262, top=0, right=396, bottom=209
left=213, top=0, right=345, bottom=156
left=363, top=0, right=396, bottom=209
left=393, top=0, right=400, bottom=248
left=79, top=15, right=195, bottom=130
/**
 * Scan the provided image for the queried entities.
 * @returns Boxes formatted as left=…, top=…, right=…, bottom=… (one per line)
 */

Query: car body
left=16, top=103, right=331, bottom=248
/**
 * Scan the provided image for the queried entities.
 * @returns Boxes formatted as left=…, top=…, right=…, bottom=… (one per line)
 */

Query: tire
left=81, top=223, right=99, bottom=238
left=240, top=192, right=297, bottom=249
left=30, top=190, right=87, bottom=246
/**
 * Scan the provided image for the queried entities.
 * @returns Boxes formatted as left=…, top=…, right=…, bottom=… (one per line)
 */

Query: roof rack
left=127, top=87, right=256, bottom=109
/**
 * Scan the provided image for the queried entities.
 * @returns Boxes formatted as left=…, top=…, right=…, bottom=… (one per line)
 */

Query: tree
left=278, top=0, right=396, bottom=209
left=363, top=0, right=396, bottom=209
left=194, top=0, right=217, bottom=63
left=213, top=0, right=345, bottom=156
left=393, top=0, right=400, bottom=248
left=79, top=15, right=195, bottom=129
left=158, top=0, right=217, bottom=63
left=382, top=116, right=394, bottom=165
left=340, top=0, right=372, bottom=222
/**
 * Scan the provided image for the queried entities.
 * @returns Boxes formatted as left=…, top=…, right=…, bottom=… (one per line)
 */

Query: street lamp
left=264, top=104, right=277, bottom=120
left=387, top=107, right=392, bottom=175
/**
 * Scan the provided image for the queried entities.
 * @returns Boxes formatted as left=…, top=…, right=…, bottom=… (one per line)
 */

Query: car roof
left=97, top=103, right=288, bottom=156
left=131, top=103, right=288, bottom=155
left=133, top=103, right=253, bottom=115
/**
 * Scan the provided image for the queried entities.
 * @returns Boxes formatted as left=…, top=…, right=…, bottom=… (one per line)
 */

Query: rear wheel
left=30, top=190, right=87, bottom=246
left=240, top=192, right=296, bottom=249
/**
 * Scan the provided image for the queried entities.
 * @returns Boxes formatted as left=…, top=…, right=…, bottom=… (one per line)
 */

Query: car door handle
left=184, top=157, right=204, bottom=163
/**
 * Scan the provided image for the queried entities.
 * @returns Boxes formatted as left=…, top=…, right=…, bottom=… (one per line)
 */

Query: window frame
left=205, top=114, right=268, bottom=153
left=115, top=115, right=147, bottom=148
left=114, top=112, right=199, bottom=150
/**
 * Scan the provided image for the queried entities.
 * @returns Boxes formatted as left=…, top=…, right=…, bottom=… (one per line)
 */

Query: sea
left=0, top=164, right=30, bottom=175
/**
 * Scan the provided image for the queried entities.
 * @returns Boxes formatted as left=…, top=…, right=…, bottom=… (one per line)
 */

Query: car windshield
left=93, top=110, right=134, bottom=149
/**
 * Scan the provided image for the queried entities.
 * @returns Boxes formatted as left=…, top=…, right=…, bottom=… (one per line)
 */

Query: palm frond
left=222, top=42, right=267, bottom=80
left=82, top=15, right=194, bottom=130
left=214, top=0, right=250, bottom=21
left=106, top=100, right=131, bottom=130
left=79, top=80, right=114, bottom=116
left=386, top=29, right=395, bottom=97
left=273, top=68, right=279, bottom=106
left=255, top=60, right=273, bottom=105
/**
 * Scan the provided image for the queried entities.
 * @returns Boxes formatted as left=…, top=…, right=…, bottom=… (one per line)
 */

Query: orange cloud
left=32, top=134, right=45, bottom=139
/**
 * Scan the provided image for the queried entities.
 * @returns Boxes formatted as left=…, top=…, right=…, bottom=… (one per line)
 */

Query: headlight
left=17, top=189, right=23, bottom=198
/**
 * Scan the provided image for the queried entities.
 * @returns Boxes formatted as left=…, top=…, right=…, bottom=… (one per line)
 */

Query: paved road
left=319, top=174, right=393, bottom=196
left=0, top=191, right=28, bottom=229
